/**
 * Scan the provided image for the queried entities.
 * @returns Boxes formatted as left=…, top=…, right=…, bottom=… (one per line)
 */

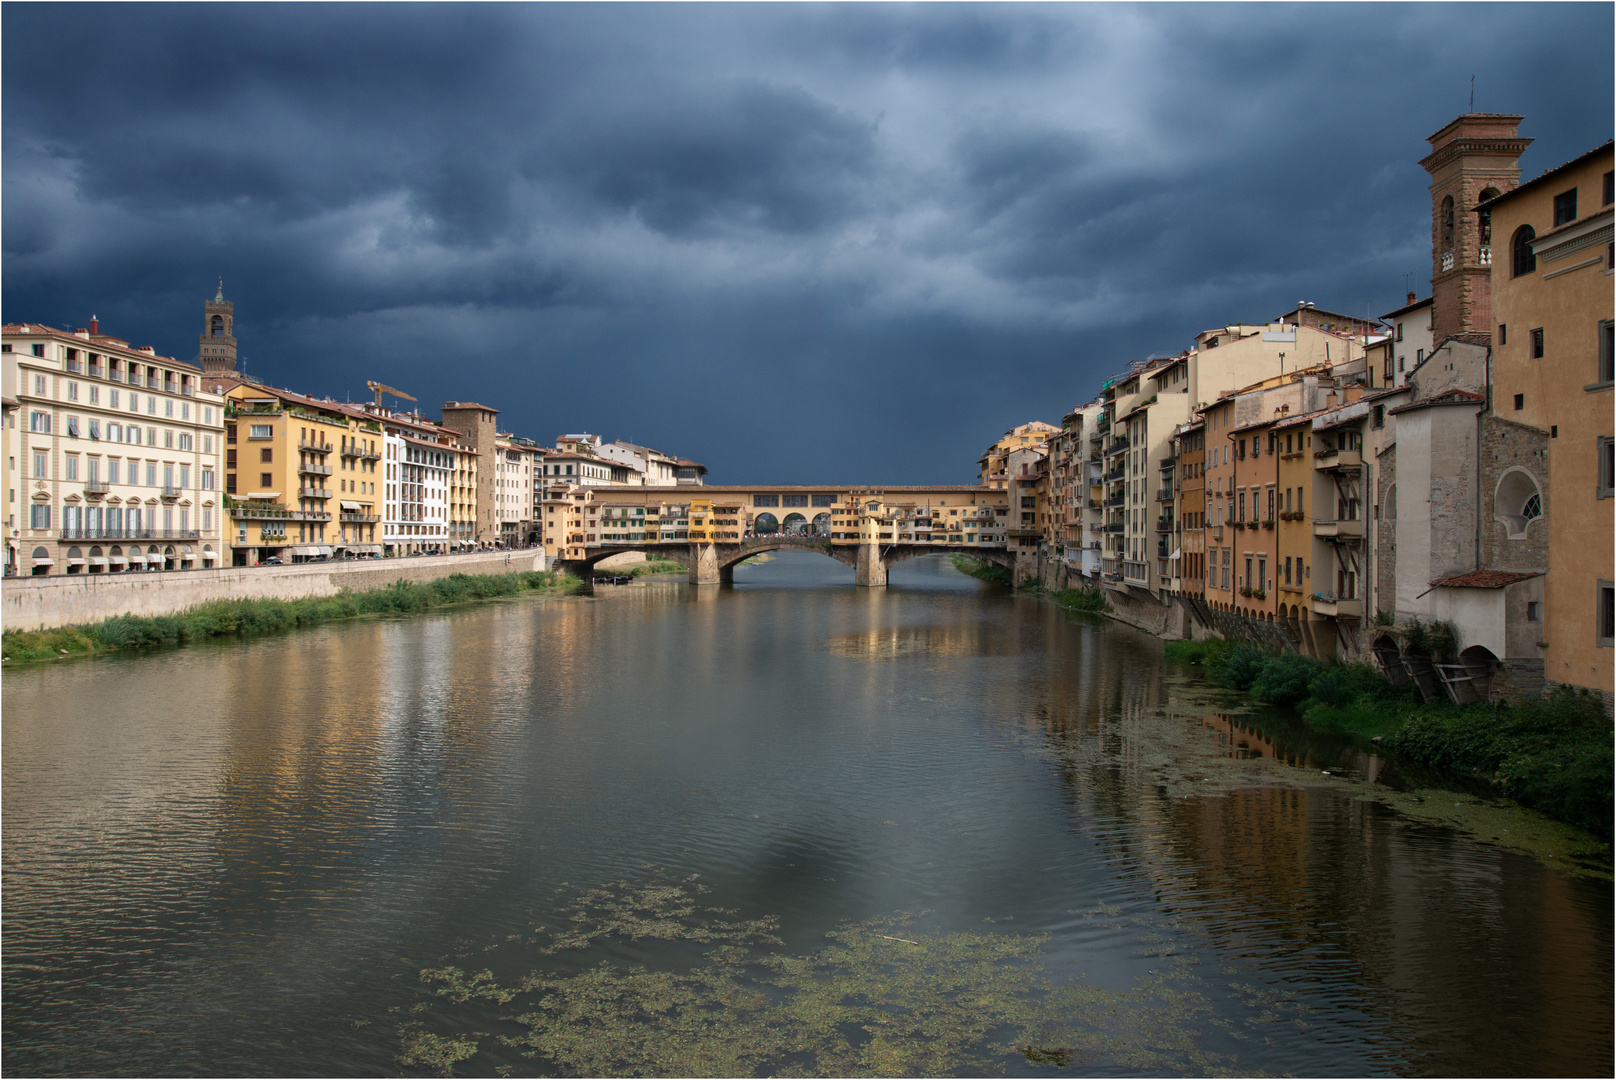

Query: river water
left=3, top=553, right=1610, bottom=1076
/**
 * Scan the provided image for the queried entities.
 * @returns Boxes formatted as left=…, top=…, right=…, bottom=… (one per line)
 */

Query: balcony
left=1104, top=467, right=1125, bottom=482
left=1155, top=519, right=1174, bottom=533
left=66, top=359, right=84, bottom=374
left=1123, top=560, right=1149, bottom=584
left=1313, top=517, right=1364, bottom=539
left=146, top=376, right=159, bottom=389
left=1479, top=245, right=1492, bottom=266
left=301, top=440, right=334, bottom=454
left=1314, top=448, right=1362, bottom=471
left=299, top=487, right=332, bottom=500
left=85, top=480, right=111, bottom=496
left=1159, top=455, right=1176, bottom=470
left=299, top=462, right=333, bottom=477
left=1440, top=250, right=1454, bottom=272
left=181, top=385, right=194, bottom=397
left=88, top=364, right=105, bottom=379
left=1105, top=495, right=1124, bottom=508
left=340, top=511, right=380, bottom=523
left=1104, top=438, right=1130, bottom=457
left=1155, top=487, right=1174, bottom=502
left=1103, top=523, right=1125, bottom=534
left=161, top=485, right=181, bottom=500
left=109, top=370, right=125, bottom=383
left=1312, top=594, right=1363, bottom=618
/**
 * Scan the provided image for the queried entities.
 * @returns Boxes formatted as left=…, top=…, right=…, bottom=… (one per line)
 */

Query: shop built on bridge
left=546, top=485, right=1038, bottom=586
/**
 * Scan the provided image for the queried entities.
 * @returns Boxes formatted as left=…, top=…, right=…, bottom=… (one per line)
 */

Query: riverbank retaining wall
left=1, top=551, right=552, bottom=631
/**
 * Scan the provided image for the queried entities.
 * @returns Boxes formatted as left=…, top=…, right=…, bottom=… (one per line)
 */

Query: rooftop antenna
left=1469, top=75, right=1475, bottom=112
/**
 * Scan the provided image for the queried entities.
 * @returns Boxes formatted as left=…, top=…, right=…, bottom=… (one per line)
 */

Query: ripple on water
left=2, top=553, right=1610, bottom=1076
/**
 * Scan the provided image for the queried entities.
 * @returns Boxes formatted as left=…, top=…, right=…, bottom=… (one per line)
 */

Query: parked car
left=262, top=556, right=283, bottom=565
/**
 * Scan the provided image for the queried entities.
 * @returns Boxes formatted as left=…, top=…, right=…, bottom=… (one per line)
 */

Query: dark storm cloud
left=4, top=3, right=1611, bottom=482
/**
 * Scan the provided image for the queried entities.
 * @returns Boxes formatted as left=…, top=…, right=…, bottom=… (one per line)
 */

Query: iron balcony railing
left=85, top=480, right=112, bottom=494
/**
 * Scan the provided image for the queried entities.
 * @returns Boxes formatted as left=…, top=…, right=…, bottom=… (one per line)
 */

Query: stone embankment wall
left=2, top=551, right=551, bottom=631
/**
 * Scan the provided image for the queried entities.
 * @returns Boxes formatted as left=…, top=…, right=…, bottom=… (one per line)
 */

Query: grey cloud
left=3, top=4, right=1611, bottom=484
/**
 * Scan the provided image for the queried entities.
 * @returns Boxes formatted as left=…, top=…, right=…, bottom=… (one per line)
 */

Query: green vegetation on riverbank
left=596, top=558, right=685, bottom=577
left=1164, top=637, right=1613, bottom=838
left=1053, top=586, right=1111, bottom=613
left=950, top=554, right=1010, bottom=584
left=1, top=570, right=582, bottom=663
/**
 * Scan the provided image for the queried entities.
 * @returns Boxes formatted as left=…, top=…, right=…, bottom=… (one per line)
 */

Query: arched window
left=211, top=315, right=224, bottom=337
left=1512, top=225, right=1536, bottom=277
left=1440, top=195, right=1455, bottom=250
left=1477, top=188, right=1500, bottom=245
left=1494, top=469, right=1543, bottom=539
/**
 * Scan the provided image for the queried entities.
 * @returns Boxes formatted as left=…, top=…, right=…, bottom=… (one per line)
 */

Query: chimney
left=90, top=315, right=99, bottom=335
left=1406, top=292, right=1416, bottom=306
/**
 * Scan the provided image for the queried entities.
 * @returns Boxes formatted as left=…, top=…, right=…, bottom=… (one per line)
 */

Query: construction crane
left=366, top=380, right=417, bottom=408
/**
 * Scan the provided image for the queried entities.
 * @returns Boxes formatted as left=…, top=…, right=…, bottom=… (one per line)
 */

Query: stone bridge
left=563, top=534, right=1028, bottom=586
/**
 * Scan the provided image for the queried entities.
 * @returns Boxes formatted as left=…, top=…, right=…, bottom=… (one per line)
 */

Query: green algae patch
left=397, top=876, right=1234, bottom=1077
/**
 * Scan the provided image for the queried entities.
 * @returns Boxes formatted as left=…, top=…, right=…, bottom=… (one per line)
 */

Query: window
left=31, top=504, right=51, bottom=529
left=1498, top=324, right=1507, bottom=345
left=1599, top=321, right=1614, bottom=384
left=1527, top=601, right=1541, bottom=622
left=1440, top=195, right=1455, bottom=250
left=33, top=451, right=47, bottom=478
left=249, top=424, right=273, bottom=439
left=178, top=433, right=193, bottom=451
left=147, top=463, right=157, bottom=486
left=1552, top=188, right=1578, bottom=227
left=260, top=447, right=273, bottom=463
left=1605, top=170, right=1614, bottom=207
left=32, top=344, right=44, bottom=358
left=1511, top=225, right=1536, bottom=277
left=1372, top=405, right=1385, bottom=429
left=65, top=455, right=78, bottom=481
left=29, top=411, right=50, bottom=433
left=1600, top=582, right=1615, bottom=647
left=1513, top=393, right=1525, bottom=411
left=260, top=473, right=273, bottom=488
left=1599, top=437, right=1615, bottom=499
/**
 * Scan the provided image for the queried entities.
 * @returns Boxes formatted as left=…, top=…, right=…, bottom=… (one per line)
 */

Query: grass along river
left=2, top=552, right=1609, bottom=1076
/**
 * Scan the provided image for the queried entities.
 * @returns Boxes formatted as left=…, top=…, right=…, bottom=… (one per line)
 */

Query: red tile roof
left=1429, top=569, right=1542, bottom=589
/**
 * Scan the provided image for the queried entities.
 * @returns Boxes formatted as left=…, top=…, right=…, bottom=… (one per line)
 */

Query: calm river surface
left=4, top=552, right=1610, bottom=1076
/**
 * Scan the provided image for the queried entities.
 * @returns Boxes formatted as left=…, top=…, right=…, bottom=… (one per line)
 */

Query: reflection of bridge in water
left=548, top=485, right=1039, bottom=586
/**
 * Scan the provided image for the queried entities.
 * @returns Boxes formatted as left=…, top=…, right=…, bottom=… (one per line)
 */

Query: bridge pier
left=855, top=543, right=888, bottom=587
left=689, top=543, right=722, bottom=585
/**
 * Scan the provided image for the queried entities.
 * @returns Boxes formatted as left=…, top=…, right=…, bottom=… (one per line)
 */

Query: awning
left=31, top=557, right=55, bottom=566
left=245, top=492, right=281, bottom=500
left=109, top=554, right=129, bottom=563
left=125, top=553, right=146, bottom=564
left=66, top=557, right=86, bottom=566
left=339, top=500, right=363, bottom=510
left=1169, top=548, right=1181, bottom=560
left=317, top=546, right=332, bottom=556
left=291, top=545, right=316, bottom=556
left=89, top=556, right=109, bottom=566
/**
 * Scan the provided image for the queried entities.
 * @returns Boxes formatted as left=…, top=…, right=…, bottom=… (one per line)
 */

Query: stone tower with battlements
left=1419, top=114, right=1531, bottom=344
left=198, top=279, right=238, bottom=373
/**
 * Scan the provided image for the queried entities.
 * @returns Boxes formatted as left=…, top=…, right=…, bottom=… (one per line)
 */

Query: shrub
left=1387, top=688, right=1613, bottom=837
left=1209, top=644, right=1268, bottom=691
left=1248, top=652, right=1327, bottom=706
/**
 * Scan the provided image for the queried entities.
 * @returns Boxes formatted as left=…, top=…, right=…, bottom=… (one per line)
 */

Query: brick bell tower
left=198, top=278, right=238, bottom=373
left=1419, top=114, right=1531, bottom=344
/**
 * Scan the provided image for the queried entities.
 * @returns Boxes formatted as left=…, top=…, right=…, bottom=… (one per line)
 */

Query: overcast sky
left=5, top=4, right=1610, bottom=483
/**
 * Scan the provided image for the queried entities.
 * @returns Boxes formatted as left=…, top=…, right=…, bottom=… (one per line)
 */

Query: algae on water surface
left=396, top=875, right=1237, bottom=1077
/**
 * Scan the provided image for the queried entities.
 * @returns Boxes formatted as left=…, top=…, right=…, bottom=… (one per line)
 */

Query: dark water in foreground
left=3, top=552, right=1610, bottom=1076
